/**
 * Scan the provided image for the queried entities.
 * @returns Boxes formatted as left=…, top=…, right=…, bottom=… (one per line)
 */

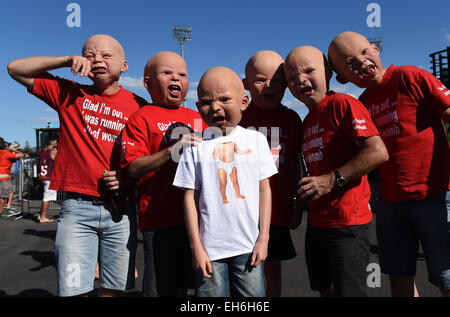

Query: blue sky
left=1, top=0, right=449, bottom=148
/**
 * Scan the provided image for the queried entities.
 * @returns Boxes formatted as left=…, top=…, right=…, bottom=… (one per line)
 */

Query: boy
left=37, top=138, right=58, bottom=223
left=240, top=50, right=302, bottom=297
left=173, top=66, right=278, bottom=297
left=329, top=31, right=450, bottom=297
left=7, top=34, right=148, bottom=297
left=284, top=46, right=388, bottom=296
left=121, top=51, right=205, bottom=297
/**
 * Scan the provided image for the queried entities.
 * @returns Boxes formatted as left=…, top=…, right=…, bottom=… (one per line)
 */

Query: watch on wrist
left=334, top=170, right=345, bottom=187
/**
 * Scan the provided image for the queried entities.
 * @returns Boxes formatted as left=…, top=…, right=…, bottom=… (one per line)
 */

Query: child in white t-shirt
left=173, top=66, right=277, bottom=297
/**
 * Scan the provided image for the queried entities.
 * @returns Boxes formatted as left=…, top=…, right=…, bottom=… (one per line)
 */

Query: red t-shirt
left=121, top=105, right=206, bottom=230
left=39, top=149, right=54, bottom=181
left=302, top=92, right=379, bottom=228
left=0, top=150, right=16, bottom=181
left=240, top=103, right=302, bottom=227
left=31, top=73, right=148, bottom=197
left=359, top=65, right=450, bottom=202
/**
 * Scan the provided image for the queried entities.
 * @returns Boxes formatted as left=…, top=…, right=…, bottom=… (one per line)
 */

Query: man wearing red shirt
left=37, top=138, right=58, bottom=223
left=329, top=31, right=450, bottom=297
left=8, top=34, right=147, bottom=297
left=121, top=51, right=205, bottom=297
left=0, top=137, right=25, bottom=217
left=240, top=50, right=302, bottom=297
left=284, top=46, right=388, bottom=297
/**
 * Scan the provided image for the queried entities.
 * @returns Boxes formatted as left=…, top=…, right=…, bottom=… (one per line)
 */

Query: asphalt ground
left=0, top=201, right=443, bottom=300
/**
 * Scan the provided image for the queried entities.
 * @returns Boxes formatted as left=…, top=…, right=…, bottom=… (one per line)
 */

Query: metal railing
left=17, top=158, right=62, bottom=215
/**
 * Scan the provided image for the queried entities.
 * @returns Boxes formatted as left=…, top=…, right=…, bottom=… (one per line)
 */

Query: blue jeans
left=376, top=192, right=450, bottom=289
left=196, top=253, right=265, bottom=297
left=55, top=195, right=137, bottom=296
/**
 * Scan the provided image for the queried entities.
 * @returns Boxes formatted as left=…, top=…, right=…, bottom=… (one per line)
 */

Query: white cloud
left=22, top=117, right=59, bottom=124
left=442, top=28, right=450, bottom=41
left=186, top=89, right=198, bottom=101
left=119, top=76, right=199, bottom=94
left=282, top=90, right=309, bottom=120
left=280, top=84, right=366, bottom=120
left=331, top=83, right=364, bottom=99
left=119, top=76, right=145, bottom=91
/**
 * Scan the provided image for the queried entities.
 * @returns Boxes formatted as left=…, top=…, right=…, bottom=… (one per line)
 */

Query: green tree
left=22, top=140, right=35, bottom=154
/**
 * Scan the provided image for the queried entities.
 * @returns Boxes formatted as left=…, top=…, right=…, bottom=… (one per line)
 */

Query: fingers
left=250, top=252, right=257, bottom=267
left=297, top=177, right=313, bottom=198
left=103, top=170, right=120, bottom=191
left=71, top=56, right=92, bottom=77
left=180, top=133, right=203, bottom=146
left=171, top=133, right=203, bottom=159
left=250, top=252, right=265, bottom=268
left=298, top=174, right=335, bottom=201
left=205, top=261, right=213, bottom=278
left=199, top=260, right=212, bottom=278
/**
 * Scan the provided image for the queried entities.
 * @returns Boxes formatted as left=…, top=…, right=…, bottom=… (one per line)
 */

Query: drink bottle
left=299, top=154, right=312, bottom=209
left=104, top=170, right=128, bottom=215
left=301, top=153, right=311, bottom=177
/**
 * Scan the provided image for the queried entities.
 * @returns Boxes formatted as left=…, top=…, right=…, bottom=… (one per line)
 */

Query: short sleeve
left=121, top=111, right=151, bottom=168
left=31, top=73, right=76, bottom=112
left=408, top=67, right=450, bottom=117
left=332, top=94, right=380, bottom=143
left=173, top=146, right=199, bottom=190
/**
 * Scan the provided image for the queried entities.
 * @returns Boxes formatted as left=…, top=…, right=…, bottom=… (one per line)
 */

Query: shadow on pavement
left=20, top=250, right=56, bottom=271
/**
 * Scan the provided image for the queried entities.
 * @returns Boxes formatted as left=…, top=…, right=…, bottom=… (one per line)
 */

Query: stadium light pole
left=173, top=25, right=192, bottom=107
left=173, top=25, right=192, bottom=59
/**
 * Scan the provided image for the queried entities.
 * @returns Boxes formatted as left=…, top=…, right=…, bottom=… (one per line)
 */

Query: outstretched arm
left=9, top=147, right=27, bottom=160
left=298, top=135, right=388, bottom=201
left=7, top=56, right=93, bottom=90
left=127, top=133, right=202, bottom=180
left=234, top=143, right=252, bottom=155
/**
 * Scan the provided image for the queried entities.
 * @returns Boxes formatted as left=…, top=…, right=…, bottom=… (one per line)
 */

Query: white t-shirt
left=173, top=125, right=278, bottom=261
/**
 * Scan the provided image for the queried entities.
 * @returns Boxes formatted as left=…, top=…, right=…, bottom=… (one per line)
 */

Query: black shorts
left=141, top=226, right=194, bottom=297
left=266, top=226, right=297, bottom=262
left=305, top=222, right=371, bottom=296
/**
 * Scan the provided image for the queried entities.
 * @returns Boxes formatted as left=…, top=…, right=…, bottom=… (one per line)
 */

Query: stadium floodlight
left=172, top=25, right=192, bottom=107
left=368, top=37, right=383, bottom=53
left=173, top=25, right=192, bottom=59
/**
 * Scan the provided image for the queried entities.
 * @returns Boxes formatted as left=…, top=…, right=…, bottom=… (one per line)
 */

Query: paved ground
left=0, top=201, right=442, bottom=297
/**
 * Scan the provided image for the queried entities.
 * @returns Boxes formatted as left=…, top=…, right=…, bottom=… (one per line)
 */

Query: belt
left=65, top=192, right=106, bottom=204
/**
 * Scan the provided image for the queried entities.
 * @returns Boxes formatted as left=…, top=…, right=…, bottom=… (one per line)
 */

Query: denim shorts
left=195, top=253, right=265, bottom=297
left=376, top=192, right=450, bottom=289
left=55, top=196, right=137, bottom=296
left=305, top=222, right=371, bottom=296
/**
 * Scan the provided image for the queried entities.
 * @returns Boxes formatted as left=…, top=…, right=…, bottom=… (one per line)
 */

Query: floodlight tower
left=172, top=25, right=192, bottom=107
left=173, top=25, right=192, bottom=59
